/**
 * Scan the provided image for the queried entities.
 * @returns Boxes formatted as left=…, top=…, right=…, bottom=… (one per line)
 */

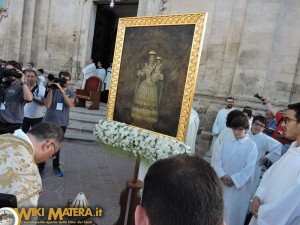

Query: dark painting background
left=113, top=25, right=195, bottom=137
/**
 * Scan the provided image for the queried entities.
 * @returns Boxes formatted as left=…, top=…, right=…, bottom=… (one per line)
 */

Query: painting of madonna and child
left=111, top=23, right=201, bottom=139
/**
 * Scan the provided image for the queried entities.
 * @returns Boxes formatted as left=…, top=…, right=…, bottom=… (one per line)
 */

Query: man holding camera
left=39, top=71, right=75, bottom=178
left=22, top=69, right=46, bottom=133
left=0, top=60, right=33, bottom=134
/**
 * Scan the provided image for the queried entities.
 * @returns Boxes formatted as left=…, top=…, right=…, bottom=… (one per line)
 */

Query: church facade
left=0, top=0, right=299, bottom=154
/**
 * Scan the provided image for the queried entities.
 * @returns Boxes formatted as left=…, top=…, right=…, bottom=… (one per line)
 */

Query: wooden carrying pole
left=114, top=158, right=143, bottom=225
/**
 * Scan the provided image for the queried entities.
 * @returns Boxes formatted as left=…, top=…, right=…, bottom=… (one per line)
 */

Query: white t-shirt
left=24, top=84, right=46, bottom=118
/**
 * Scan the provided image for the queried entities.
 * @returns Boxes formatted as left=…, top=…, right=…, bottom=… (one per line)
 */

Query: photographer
left=22, top=69, right=46, bottom=133
left=0, top=60, right=33, bottom=134
left=39, top=71, right=75, bottom=178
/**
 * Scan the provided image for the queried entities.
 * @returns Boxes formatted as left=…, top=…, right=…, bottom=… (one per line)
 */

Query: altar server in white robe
left=214, top=115, right=257, bottom=225
left=96, top=61, right=106, bottom=92
left=247, top=115, right=281, bottom=197
left=250, top=102, right=300, bottom=225
left=82, top=58, right=97, bottom=88
left=211, top=109, right=245, bottom=167
left=210, top=97, right=235, bottom=153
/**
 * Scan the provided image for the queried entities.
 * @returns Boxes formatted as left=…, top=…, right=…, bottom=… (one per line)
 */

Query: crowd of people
left=0, top=58, right=111, bottom=208
left=211, top=97, right=300, bottom=225
left=1, top=58, right=300, bottom=225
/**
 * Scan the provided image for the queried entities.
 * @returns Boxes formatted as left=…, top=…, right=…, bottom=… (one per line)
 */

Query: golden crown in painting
left=149, top=50, right=156, bottom=55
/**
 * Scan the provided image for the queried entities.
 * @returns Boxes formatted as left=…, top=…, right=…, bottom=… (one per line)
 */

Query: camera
left=254, top=93, right=264, bottom=101
left=0, top=67, right=22, bottom=87
left=47, top=74, right=67, bottom=89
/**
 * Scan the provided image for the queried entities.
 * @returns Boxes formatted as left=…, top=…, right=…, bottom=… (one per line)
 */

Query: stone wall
left=138, top=0, right=300, bottom=155
left=0, top=0, right=96, bottom=78
left=0, top=0, right=299, bottom=155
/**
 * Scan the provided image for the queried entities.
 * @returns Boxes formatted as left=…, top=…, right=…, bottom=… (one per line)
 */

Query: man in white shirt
left=250, top=102, right=300, bottom=225
left=22, top=69, right=46, bottom=133
left=96, top=61, right=106, bottom=102
left=81, top=58, right=97, bottom=88
left=210, top=97, right=235, bottom=152
left=36, top=68, right=47, bottom=87
left=103, top=63, right=112, bottom=103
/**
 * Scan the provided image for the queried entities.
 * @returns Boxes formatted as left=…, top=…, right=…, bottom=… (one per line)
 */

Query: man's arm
left=22, top=83, right=33, bottom=101
left=19, top=71, right=33, bottom=101
left=260, top=96, right=277, bottom=116
left=44, top=89, right=53, bottom=108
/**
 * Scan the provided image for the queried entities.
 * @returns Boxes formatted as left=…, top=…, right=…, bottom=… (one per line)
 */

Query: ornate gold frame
left=106, top=12, right=207, bottom=142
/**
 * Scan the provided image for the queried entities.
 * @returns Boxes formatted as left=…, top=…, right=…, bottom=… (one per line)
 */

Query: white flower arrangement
left=94, top=119, right=192, bottom=163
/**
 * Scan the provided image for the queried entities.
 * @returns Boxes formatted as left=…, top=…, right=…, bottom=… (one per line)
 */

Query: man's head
left=135, top=155, right=224, bottom=225
left=243, top=108, right=252, bottom=119
left=6, top=60, right=22, bottom=71
left=58, top=71, right=71, bottom=88
left=283, top=103, right=300, bottom=141
left=97, top=61, right=102, bottom=68
left=231, top=115, right=249, bottom=139
left=2, top=60, right=7, bottom=67
left=251, top=115, right=267, bottom=135
left=265, top=110, right=274, bottom=121
left=226, top=97, right=234, bottom=109
left=37, top=69, right=44, bottom=75
left=25, top=69, right=37, bottom=86
left=27, top=62, right=34, bottom=69
left=226, top=109, right=244, bottom=128
left=26, top=123, right=64, bottom=163
left=87, top=58, right=94, bottom=65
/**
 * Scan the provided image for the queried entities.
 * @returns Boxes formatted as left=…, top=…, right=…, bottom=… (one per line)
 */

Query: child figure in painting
left=213, top=115, right=257, bottom=225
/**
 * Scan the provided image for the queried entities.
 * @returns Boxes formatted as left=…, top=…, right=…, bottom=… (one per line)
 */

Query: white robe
left=185, top=108, right=200, bottom=154
left=214, top=135, right=257, bottom=225
left=96, top=68, right=106, bottom=91
left=249, top=142, right=300, bottom=225
left=247, top=130, right=281, bottom=197
left=105, top=67, right=112, bottom=91
left=211, top=128, right=233, bottom=167
left=82, top=63, right=97, bottom=88
left=210, top=108, right=235, bottom=153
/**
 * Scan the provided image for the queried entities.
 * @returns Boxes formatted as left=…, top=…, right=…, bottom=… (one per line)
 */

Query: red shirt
left=272, top=112, right=293, bottom=144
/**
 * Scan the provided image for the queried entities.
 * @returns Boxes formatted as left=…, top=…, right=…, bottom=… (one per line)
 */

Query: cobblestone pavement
left=37, top=139, right=135, bottom=225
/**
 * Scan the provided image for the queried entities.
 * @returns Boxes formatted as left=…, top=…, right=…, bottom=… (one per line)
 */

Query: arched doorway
left=92, top=1, right=138, bottom=69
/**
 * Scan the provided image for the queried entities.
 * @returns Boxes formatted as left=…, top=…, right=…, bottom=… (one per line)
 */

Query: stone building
left=0, top=0, right=299, bottom=154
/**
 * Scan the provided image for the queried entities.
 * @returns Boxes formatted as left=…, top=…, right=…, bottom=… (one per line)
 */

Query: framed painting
left=106, top=12, right=207, bottom=142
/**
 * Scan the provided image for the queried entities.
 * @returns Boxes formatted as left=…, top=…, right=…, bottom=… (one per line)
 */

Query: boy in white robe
left=211, top=109, right=245, bottom=167
left=250, top=102, right=300, bottom=225
left=214, top=115, right=257, bottom=225
left=247, top=115, right=281, bottom=196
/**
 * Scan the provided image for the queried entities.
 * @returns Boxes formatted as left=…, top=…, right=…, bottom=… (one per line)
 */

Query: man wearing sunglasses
left=250, top=102, right=300, bottom=225
left=0, top=123, right=64, bottom=208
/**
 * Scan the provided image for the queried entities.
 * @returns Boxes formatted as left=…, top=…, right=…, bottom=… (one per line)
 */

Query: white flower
left=94, top=120, right=191, bottom=163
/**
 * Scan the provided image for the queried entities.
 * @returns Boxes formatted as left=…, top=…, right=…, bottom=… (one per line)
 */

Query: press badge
left=0, top=102, right=5, bottom=110
left=56, top=103, right=63, bottom=110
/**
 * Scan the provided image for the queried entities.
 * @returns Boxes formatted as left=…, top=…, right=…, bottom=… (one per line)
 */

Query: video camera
left=254, top=93, right=263, bottom=101
left=0, top=67, right=22, bottom=88
left=47, top=74, right=67, bottom=89
left=254, top=93, right=268, bottom=104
